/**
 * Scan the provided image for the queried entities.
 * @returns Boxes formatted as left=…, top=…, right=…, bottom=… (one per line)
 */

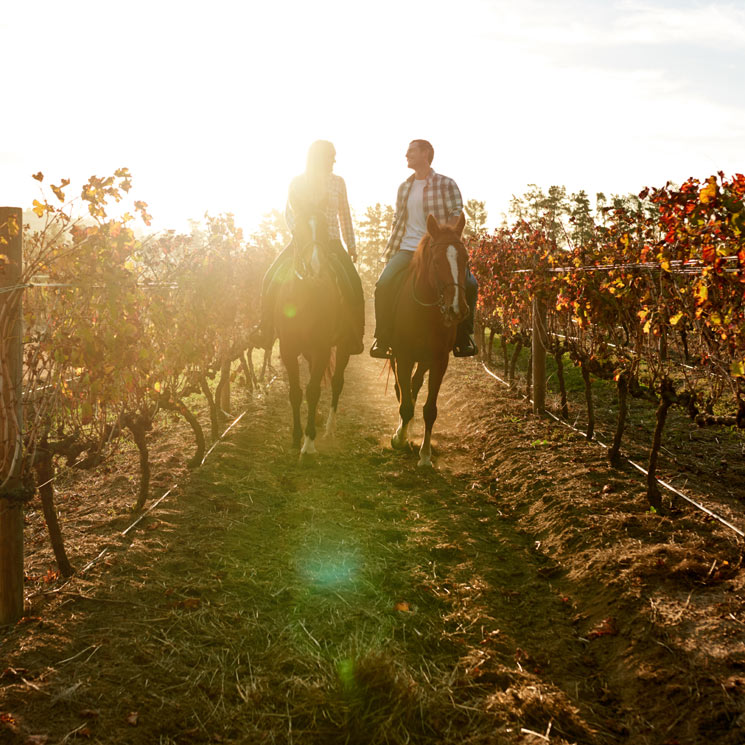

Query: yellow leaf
left=643, top=320, right=652, bottom=334
left=7, top=214, right=19, bottom=237
left=700, top=176, right=717, bottom=204
left=154, top=381, right=162, bottom=393
left=32, top=199, right=46, bottom=218
left=670, top=312, right=684, bottom=326
left=731, top=360, right=745, bottom=378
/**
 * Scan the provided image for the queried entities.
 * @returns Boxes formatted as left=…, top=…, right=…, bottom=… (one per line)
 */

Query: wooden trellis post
left=0, top=207, right=24, bottom=625
left=532, top=294, right=547, bottom=415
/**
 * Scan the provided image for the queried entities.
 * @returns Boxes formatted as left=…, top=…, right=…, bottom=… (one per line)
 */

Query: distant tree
left=355, top=203, right=394, bottom=289
left=463, top=199, right=488, bottom=240
left=511, top=184, right=570, bottom=247
left=569, top=190, right=595, bottom=254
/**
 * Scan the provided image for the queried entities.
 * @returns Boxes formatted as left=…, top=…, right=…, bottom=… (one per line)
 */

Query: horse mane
left=409, top=233, right=432, bottom=287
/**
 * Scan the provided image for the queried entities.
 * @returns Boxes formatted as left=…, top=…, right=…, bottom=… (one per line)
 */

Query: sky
left=1, top=0, right=744, bottom=235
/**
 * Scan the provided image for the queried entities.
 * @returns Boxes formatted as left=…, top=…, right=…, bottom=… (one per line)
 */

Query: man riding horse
left=370, top=139, right=478, bottom=359
left=250, top=140, right=364, bottom=354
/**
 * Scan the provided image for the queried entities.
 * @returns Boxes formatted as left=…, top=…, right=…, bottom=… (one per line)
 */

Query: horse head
left=413, top=212, right=469, bottom=326
left=289, top=188, right=330, bottom=281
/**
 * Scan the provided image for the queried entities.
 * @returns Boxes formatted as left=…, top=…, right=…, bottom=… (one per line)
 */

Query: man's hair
left=410, top=139, right=434, bottom=164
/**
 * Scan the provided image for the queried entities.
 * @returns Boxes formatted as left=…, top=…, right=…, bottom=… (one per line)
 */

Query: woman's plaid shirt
left=384, top=170, right=463, bottom=260
left=285, top=173, right=356, bottom=251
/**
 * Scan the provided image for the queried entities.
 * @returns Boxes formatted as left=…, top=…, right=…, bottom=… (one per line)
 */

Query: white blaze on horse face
left=446, top=244, right=460, bottom=315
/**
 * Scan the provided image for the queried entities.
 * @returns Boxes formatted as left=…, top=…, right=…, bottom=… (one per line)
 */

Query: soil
left=1, top=345, right=744, bottom=745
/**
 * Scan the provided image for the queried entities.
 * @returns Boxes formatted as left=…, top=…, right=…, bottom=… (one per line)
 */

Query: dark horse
left=389, top=213, right=469, bottom=467
left=274, top=207, right=351, bottom=455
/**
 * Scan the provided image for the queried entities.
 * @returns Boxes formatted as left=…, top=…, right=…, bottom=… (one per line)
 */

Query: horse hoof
left=417, top=457, right=433, bottom=468
left=301, top=436, right=317, bottom=456
left=391, top=435, right=406, bottom=450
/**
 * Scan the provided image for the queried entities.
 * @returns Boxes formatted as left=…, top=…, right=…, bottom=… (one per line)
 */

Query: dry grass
left=3, top=350, right=743, bottom=744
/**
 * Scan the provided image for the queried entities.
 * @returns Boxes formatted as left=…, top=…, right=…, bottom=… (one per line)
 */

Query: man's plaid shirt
left=286, top=173, right=356, bottom=251
left=384, top=170, right=463, bottom=260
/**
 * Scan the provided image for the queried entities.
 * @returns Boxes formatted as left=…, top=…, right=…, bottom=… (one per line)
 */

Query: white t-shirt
left=400, top=178, right=427, bottom=252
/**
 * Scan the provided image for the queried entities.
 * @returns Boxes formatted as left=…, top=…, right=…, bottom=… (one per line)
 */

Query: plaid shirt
left=285, top=173, right=356, bottom=251
left=384, top=170, right=463, bottom=260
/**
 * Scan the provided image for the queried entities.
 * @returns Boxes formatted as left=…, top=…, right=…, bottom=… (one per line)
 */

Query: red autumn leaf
left=127, top=712, right=139, bottom=726
left=393, top=601, right=410, bottom=613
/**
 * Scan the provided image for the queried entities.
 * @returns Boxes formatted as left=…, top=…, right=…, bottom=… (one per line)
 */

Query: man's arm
left=444, top=176, right=464, bottom=221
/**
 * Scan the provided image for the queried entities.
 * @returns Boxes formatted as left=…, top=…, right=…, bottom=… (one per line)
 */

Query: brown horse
left=274, top=209, right=351, bottom=455
left=389, top=212, right=469, bottom=466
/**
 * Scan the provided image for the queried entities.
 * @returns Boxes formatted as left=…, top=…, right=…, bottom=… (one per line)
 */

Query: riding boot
left=249, top=283, right=279, bottom=350
left=343, top=303, right=365, bottom=355
left=370, top=287, right=393, bottom=357
left=453, top=315, right=478, bottom=357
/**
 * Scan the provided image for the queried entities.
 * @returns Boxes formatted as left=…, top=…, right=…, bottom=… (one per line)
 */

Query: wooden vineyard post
left=532, top=295, right=547, bottom=415
left=0, top=207, right=25, bottom=625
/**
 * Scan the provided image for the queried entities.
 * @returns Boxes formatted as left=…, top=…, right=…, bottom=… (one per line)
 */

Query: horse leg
left=302, top=347, right=331, bottom=456
left=282, top=351, right=303, bottom=449
left=391, top=358, right=401, bottom=402
left=326, top=347, right=350, bottom=438
left=391, top=358, right=415, bottom=450
left=412, top=362, right=428, bottom=407
left=418, top=357, right=448, bottom=468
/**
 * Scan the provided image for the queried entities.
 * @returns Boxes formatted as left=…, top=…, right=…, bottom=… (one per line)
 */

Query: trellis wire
left=480, top=361, right=745, bottom=540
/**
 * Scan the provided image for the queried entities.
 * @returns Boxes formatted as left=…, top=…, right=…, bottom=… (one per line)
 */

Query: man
left=369, top=139, right=479, bottom=358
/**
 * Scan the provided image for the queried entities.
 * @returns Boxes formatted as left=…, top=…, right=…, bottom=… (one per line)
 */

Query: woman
left=250, top=140, right=364, bottom=354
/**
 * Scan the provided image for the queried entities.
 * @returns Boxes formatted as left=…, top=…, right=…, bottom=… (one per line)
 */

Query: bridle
left=411, top=240, right=468, bottom=317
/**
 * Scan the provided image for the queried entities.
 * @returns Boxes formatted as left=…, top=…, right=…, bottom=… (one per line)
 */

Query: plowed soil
left=2, top=348, right=744, bottom=745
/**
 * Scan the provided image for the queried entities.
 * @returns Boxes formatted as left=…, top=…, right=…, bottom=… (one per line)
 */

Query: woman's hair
left=306, top=140, right=336, bottom=176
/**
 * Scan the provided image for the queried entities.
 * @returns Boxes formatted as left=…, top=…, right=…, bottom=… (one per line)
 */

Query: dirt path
left=2, top=351, right=744, bottom=744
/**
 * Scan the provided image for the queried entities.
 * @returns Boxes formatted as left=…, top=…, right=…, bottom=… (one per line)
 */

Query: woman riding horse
left=389, top=212, right=469, bottom=467
left=250, top=140, right=364, bottom=355
left=253, top=141, right=364, bottom=452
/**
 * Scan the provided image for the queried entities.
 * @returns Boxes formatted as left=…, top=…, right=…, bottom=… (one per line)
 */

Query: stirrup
left=369, top=339, right=392, bottom=359
left=453, top=334, right=478, bottom=357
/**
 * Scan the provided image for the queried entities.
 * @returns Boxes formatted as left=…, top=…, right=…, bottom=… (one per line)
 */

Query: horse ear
left=455, top=211, right=466, bottom=236
left=426, top=213, right=440, bottom=237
